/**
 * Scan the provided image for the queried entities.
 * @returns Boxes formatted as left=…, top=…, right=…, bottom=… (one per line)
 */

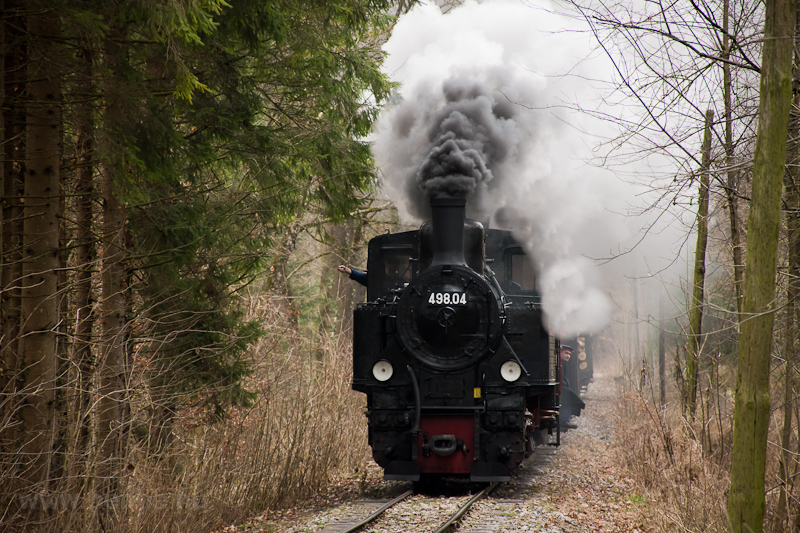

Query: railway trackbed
left=318, top=482, right=498, bottom=533
left=225, top=379, right=649, bottom=533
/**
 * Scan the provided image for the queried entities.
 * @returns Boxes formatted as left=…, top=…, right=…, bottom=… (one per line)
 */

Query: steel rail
left=432, top=482, right=498, bottom=533
left=340, top=489, right=413, bottom=533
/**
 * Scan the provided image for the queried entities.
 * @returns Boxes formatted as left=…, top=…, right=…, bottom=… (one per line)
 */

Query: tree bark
left=18, top=4, right=61, bottom=487
left=265, top=221, right=303, bottom=339
left=0, top=0, right=26, bottom=457
left=68, top=45, right=96, bottom=486
left=95, top=33, right=129, bottom=523
left=777, top=123, right=799, bottom=533
left=775, top=10, right=800, bottom=530
left=722, top=0, right=745, bottom=316
left=727, top=0, right=796, bottom=530
left=686, top=109, right=713, bottom=418
left=96, top=160, right=126, bottom=517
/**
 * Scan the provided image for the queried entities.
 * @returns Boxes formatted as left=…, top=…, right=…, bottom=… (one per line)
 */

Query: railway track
left=319, top=482, right=498, bottom=533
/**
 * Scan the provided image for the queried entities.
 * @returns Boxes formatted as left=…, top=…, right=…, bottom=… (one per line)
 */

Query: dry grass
left=610, top=363, right=799, bottom=533
left=612, top=382, right=731, bottom=532
left=0, top=290, right=369, bottom=533
left=120, top=292, right=370, bottom=532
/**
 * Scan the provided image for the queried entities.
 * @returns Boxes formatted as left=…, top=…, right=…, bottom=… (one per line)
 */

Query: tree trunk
left=265, top=221, right=303, bottom=339
left=320, top=220, right=364, bottom=339
left=96, top=160, right=126, bottom=519
left=659, top=294, right=666, bottom=407
left=722, top=0, right=745, bottom=316
left=95, top=33, right=129, bottom=525
left=18, top=4, right=61, bottom=487
left=319, top=223, right=350, bottom=339
left=68, top=45, right=96, bottom=488
left=632, top=279, right=641, bottom=380
left=775, top=11, right=800, bottom=530
left=0, top=0, right=26, bottom=458
left=686, top=109, right=713, bottom=418
left=777, top=128, right=799, bottom=533
left=727, top=0, right=796, bottom=530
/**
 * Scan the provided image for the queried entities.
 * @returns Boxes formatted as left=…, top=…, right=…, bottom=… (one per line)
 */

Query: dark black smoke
left=417, top=131, right=492, bottom=197
left=412, top=78, right=518, bottom=208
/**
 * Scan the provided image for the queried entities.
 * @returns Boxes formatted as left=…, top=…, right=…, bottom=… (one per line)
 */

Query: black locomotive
left=351, top=196, right=583, bottom=482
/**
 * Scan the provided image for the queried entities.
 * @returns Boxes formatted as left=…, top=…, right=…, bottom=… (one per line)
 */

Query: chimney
left=429, top=196, right=466, bottom=266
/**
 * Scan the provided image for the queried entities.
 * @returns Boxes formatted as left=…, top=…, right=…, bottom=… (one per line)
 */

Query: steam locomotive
left=351, top=196, right=586, bottom=482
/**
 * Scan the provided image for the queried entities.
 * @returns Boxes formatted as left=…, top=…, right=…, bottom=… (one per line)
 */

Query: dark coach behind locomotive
left=561, top=334, right=595, bottom=394
left=352, top=196, right=577, bottom=483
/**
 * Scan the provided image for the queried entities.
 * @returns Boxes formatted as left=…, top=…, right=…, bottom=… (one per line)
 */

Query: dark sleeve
left=349, top=269, right=368, bottom=287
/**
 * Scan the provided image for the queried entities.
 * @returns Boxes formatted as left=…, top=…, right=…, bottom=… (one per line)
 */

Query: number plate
left=427, top=291, right=468, bottom=306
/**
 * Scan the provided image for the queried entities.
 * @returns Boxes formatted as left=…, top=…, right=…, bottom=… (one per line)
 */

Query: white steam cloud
left=373, top=0, right=670, bottom=335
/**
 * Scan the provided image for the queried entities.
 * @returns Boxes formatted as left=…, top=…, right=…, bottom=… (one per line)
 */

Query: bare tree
left=773, top=9, right=800, bottom=531
left=721, top=0, right=746, bottom=314
left=727, top=0, right=796, bottom=530
left=686, top=109, right=714, bottom=417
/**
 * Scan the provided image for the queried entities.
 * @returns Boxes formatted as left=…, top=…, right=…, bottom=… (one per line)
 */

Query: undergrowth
left=612, top=367, right=799, bottom=532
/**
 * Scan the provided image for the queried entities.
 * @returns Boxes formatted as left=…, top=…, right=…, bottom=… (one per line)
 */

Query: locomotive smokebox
left=430, top=196, right=467, bottom=267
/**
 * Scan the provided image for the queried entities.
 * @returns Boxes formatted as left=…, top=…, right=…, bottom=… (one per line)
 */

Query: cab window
left=380, top=249, right=413, bottom=291
left=509, top=251, right=536, bottom=292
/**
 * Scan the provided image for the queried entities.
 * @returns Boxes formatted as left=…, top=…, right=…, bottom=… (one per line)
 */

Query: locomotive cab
left=364, top=232, right=417, bottom=301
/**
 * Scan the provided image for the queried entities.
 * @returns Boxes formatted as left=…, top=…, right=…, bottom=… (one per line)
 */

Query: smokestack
left=430, top=196, right=466, bottom=266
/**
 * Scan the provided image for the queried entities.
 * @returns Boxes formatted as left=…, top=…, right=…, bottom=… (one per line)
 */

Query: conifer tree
left=19, top=1, right=62, bottom=488
left=2, top=0, right=401, bottom=526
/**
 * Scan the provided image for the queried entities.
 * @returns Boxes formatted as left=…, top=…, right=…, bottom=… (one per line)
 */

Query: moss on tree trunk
left=727, top=0, right=796, bottom=530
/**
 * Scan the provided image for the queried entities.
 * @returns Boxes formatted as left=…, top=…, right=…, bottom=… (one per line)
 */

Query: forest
left=0, top=0, right=797, bottom=532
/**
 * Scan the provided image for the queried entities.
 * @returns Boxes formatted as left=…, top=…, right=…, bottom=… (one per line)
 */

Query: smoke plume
left=415, top=80, right=512, bottom=202
left=373, top=0, right=680, bottom=335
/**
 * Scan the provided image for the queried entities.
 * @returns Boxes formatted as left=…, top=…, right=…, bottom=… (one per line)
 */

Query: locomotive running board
left=470, top=462, right=511, bottom=482
left=384, top=460, right=421, bottom=481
